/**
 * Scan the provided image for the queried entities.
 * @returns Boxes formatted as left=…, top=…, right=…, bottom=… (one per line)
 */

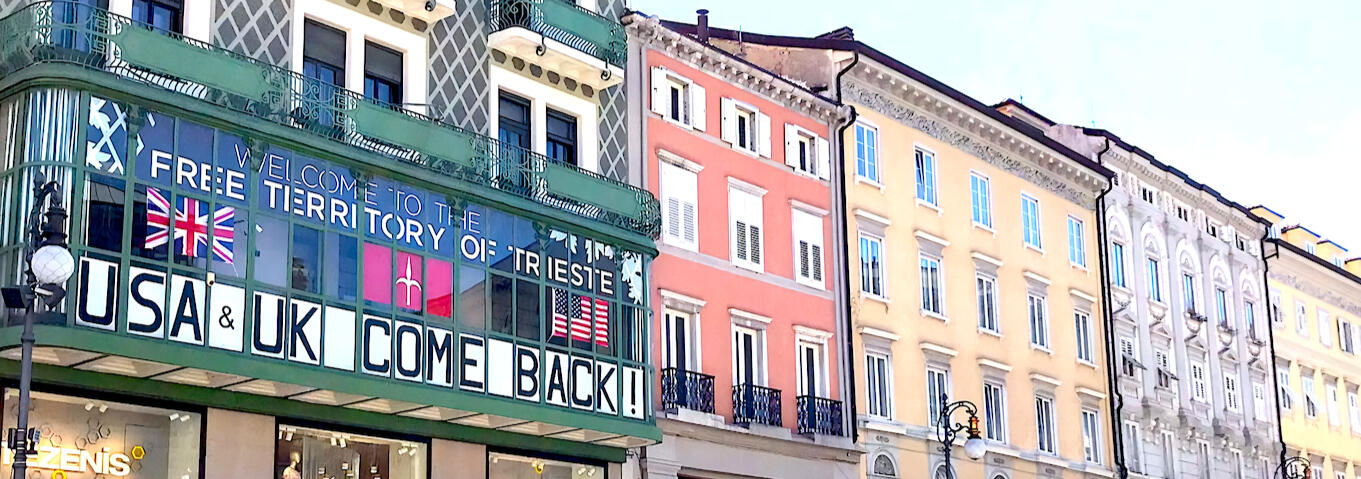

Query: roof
left=1272, top=238, right=1361, bottom=289
left=655, top=19, right=1115, bottom=180
left=1250, top=204, right=1286, bottom=222
left=1282, top=225, right=1322, bottom=238
left=1320, top=239, right=1348, bottom=252
left=992, top=98, right=1057, bottom=126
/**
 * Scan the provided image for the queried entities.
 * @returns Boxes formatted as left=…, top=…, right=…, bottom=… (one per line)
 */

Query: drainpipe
left=833, top=51, right=860, bottom=444
left=1259, top=235, right=1287, bottom=467
left=1091, top=138, right=1127, bottom=478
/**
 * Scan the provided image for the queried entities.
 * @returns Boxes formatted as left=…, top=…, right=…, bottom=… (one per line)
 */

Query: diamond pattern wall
left=0, top=0, right=25, bottom=18
left=213, top=0, right=293, bottom=68
left=427, top=2, right=489, bottom=133
left=595, top=0, right=629, bottom=181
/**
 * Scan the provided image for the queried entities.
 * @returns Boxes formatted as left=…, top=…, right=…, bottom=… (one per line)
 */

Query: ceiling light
left=98, top=404, right=108, bottom=413
left=169, top=413, right=180, bottom=421
left=285, top=431, right=294, bottom=441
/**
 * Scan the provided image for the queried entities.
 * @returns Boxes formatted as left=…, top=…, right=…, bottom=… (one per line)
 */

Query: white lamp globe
left=31, top=244, right=75, bottom=285
left=963, top=436, right=987, bottom=460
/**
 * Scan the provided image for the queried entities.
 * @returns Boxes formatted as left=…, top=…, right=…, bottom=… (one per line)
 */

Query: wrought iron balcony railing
left=660, top=368, right=715, bottom=414
left=0, top=1, right=658, bottom=238
left=486, top=0, right=626, bottom=69
left=795, top=395, right=844, bottom=437
left=732, top=384, right=781, bottom=428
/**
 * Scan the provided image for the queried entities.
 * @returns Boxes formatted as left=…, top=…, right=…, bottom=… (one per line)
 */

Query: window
left=1236, top=235, right=1248, bottom=251
left=920, top=255, right=944, bottom=316
left=1253, top=382, right=1268, bottom=420
left=1327, top=384, right=1341, bottom=426
left=1067, top=216, right=1086, bottom=267
left=915, top=147, right=937, bottom=206
left=1110, top=242, right=1127, bottom=287
left=650, top=67, right=705, bottom=130
left=732, top=325, right=765, bottom=386
left=1206, top=220, right=1219, bottom=238
left=1035, top=396, right=1056, bottom=454
left=976, top=275, right=999, bottom=333
left=1123, top=420, right=1142, bottom=472
left=1021, top=194, right=1042, bottom=249
left=132, top=0, right=182, bottom=32
left=1182, top=273, right=1198, bottom=313
left=1147, top=259, right=1163, bottom=302
left=721, top=99, right=768, bottom=156
left=866, top=353, right=892, bottom=419
left=1119, top=337, right=1139, bottom=376
left=1225, top=373, right=1240, bottom=412
left=662, top=309, right=698, bottom=373
left=970, top=172, right=992, bottom=228
left=793, top=209, right=825, bottom=287
left=855, top=122, right=880, bottom=183
left=926, top=367, right=951, bottom=427
left=363, top=41, right=403, bottom=105
left=279, top=424, right=426, bottom=479
left=1155, top=349, right=1175, bottom=389
left=1191, top=362, right=1207, bottom=402
left=659, top=162, right=698, bottom=250
left=1175, top=204, right=1190, bottom=221
left=1307, top=242, right=1317, bottom=254
left=1216, top=288, right=1230, bottom=328
left=728, top=187, right=763, bottom=271
left=1340, top=318, right=1355, bottom=354
left=1232, top=450, right=1245, bottom=479
left=983, top=382, right=1006, bottom=441
left=1319, top=308, right=1333, bottom=346
left=1297, top=302, right=1309, bottom=335
left=1245, top=301, right=1258, bottom=339
left=1028, top=294, right=1049, bottom=349
left=1303, top=375, right=1318, bottom=418
left=796, top=340, right=827, bottom=397
left=1198, top=442, right=1212, bottom=478
left=302, top=20, right=346, bottom=126
left=489, top=452, right=600, bottom=479
left=859, top=234, right=885, bottom=298
left=1081, top=409, right=1102, bottom=464
left=498, top=92, right=532, bottom=149
left=1161, top=431, right=1179, bottom=477
left=1278, top=369, right=1293, bottom=411
left=1348, top=390, right=1360, bottom=432
left=785, top=125, right=828, bottom=178
left=1140, top=185, right=1155, bottom=203
left=1075, top=311, right=1094, bottom=363
left=544, top=109, right=578, bottom=166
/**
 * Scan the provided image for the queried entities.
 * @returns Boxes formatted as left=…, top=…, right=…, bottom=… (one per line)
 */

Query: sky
left=630, top=0, right=1361, bottom=251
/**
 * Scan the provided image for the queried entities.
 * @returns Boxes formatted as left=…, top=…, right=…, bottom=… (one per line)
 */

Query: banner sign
left=73, top=97, right=651, bottom=422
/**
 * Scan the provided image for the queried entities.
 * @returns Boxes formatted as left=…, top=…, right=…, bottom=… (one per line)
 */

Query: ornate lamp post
left=1277, top=456, right=1311, bottom=479
left=2, top=172, right=75, bottom=479
left=935, top=394, right=986, bottom=478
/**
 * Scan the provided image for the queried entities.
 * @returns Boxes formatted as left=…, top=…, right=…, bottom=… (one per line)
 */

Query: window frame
left=1147, top=258, right=1163, bottom=303
left=859, top=232, right=886, bottom=299
left=792, top=207, right=826, bottom=289
left=865, top=352, right=893, bottom=420
left=1075, top=310, right=1094, bottom=364
left=1067, top=215, right=1086, bottom=267
left=1021, top=194, right=1042, bottom=250
left=661, top=308, right=700, bottom=372
left=1028, top=294, right=1050, bottom=350
left=658, top=160, right=699, bottom=251
left=728, top=184, right=765, bottom=272
left=731, top=323, right=766, bottom=387
left=976, top=273, right=999, bottom=334
left=1081, top=408, right=1102, bottom=464
left=1035, top=395, right=1057, bottom=455
left=854, top=122, right=881, bottom=185
left=926, top=366, right=951, bottom=430
left=919, top=254, right=944, bottom=318
left=1110, top=241, right=1126, bottom=288
left=982, top=381, right=1007, bottom=442
left=914, top=146, right=938, bottom=207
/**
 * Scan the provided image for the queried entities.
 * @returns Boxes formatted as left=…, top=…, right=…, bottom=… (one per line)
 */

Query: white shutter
left=720, top=98, right=736, bottom=144
left=815, top=136, right=831, bottom=180
left=784, top=124, right=799, bottom=168
left=661, top=163, right=699, bottom=249
left=730, top=188, right=762, bottom=269
left=650, top=67, right=668, bottom=116
left=690, top=83, right=706, bottom=131
left=757, top=112, right=772, bottom=158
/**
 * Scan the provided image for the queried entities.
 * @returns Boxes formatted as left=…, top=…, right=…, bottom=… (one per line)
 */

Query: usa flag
left=550, top=289, right=609, bottom=347
left=145, top=187, right=235, bottom=264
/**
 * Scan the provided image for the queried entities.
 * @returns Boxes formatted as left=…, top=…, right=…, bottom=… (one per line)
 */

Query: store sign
left=2, top=446, right=133, bottom=477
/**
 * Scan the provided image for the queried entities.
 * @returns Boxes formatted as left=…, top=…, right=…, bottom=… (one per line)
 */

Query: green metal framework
left=485, top=0, right=627, bottom=70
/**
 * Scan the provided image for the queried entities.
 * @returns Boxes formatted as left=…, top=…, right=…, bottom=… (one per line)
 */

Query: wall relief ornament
left=1269, top=271, right=1361, bottom=317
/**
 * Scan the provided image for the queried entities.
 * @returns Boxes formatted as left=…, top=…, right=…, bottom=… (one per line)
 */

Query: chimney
left=696, top=9, right=710, bottom=44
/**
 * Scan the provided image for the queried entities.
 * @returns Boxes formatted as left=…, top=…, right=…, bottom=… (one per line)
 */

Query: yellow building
left=1253, top=207, right=1361, bottom=479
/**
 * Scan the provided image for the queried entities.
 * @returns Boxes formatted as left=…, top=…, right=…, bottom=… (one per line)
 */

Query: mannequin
left=282, top=452, right=302, bottom=479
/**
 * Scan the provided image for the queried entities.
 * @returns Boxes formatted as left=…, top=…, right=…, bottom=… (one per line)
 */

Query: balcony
left=732, top=384, right=782, bottom=428
left=795, top=395, right=844, bottom=437
left=660, top=368, right=715, bottom=414
left=486, top=0, right=625, bottom=88
left=0, top=1, right=658, bottom=239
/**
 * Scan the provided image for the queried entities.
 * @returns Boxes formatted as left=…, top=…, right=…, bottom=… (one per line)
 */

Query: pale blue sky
left=631, top=0, right=1361, bottom=251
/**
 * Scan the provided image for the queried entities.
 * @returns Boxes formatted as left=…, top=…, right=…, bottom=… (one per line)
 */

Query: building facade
left=1003, top=103, right=1280, bottom=478
left=1254, top=208, right=1361, bottom=479
left=0, top=0, right=661, bottom=478
left=623, top=12, right=859, bottom=479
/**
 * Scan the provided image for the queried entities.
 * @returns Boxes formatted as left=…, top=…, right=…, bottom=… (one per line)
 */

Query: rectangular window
left=1348, top=391, right=1360, bottom=432
left=1182, top=273, right=1197, bottom=313
left=278, top=424, right=426, bottom=479
left=1021, top=194, right=1042, bottom=249
left=915, top=147, right=937, bottom=206
left=859, top=234, right=885, bottom=297
left=784, top=125, right=827, bottom=178
left=793, top=209, right=825, bottom=287
left=1225, top=373, right=1240, bottom=412
left=1147, top=258, right=1162, bottom=302
left=1278, top=369, right=1293, bottom=411
left=659, top=162, right=698, bottom=250
left=650, top=67, right=704, bottom=130
left=1191, top=362, right=1207, bottom=402
left=662, top=309, right=698, bottom=374
left=1319, top=308, right=1332, bottom=346
left=1029, top=294, right=1049, bottom=349
left=1303, top=375, right=1318, bottom=418
left=1253, top=382, right=1268, bottom=420
left=855, top=123, right=880, bottom=183
left=866, top=353, right=892, bottom=419
left=1068, top=216, right=1086, bottom=267
left=1245, top=301, right=1257, bottom=339
left=489, top=453, right=600, bottom=478
left=1081, top=409, right=1102, bottom=464
left=976, top=275, right=999, bottom=333
left=544, top=109, right=578, bottom=166
left=1110, top=242, right=1126, bottom=287
left=1123, top=420, right=1143, bottom=472
left=1339, top=319, right=1354, bottom=354
left=1327, top=384, right=1341, bottom=426
left=1296, top=302, right=1309, bottom=335
left=1119, top=337, right=1139, bottom=376
left=363, top=41, right=404, bottom=105
left=970, top=172, right=992, bottom=228
left=132, top=0, right=183, bottom=32
left=926, top=367, right=950, bottom=428
left=983, top=382, right=1006, bottom=442
left=796, top=340, right=826, bottom=397
left=729, top=187, right=763, bottom=271
left=1233, top=450, right=1245, bottom=479
left=722, top=99, right=767, bottom=156
left=1199, top=442, right=1212, bottom=478
left=1176, top=204, right=1190, bottom=221
left=1035, top=396, right=1056, bottom=454
left=1075, top=311, right=1094, bottom=363
left=732, top=325, right=764, bottom=386
left=1215, top=287, right=1230, bottom=328
left=920, top=255, right=943, bottom=316
left=1140, top=185, right=1156, bottom=204
left=302, top=20, right=346, bottom=126
left=1161, top=431, right=1178, bottom=477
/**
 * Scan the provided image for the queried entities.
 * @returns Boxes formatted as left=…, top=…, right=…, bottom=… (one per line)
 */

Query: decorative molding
left=1270, top=270, right=1361, bottom=317
left=843, top=81, right=1099, bottom=206
left=1105, top=148, right=1266, bottom=238
left=491, top=49, right=600, bottom=102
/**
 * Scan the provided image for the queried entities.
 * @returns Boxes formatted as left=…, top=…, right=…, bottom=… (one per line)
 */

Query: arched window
left=870, top=453, right=897, bottom=477
left=932, top=464, right=954, bottom=479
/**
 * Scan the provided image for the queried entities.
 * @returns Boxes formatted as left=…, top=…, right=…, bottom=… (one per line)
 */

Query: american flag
left=145, top=187, right=235, bottom=263
left=550, top=289, right=609, bottom=347
left=593, top=298, right=609, bottom=347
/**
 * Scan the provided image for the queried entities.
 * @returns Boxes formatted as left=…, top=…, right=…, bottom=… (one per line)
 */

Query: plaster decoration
left=1107, top=146, right=1265, bottom=236
left=1269, top=270, right=1361, bottom=317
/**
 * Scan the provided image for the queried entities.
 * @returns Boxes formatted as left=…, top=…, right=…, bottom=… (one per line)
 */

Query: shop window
left=488, top=452, right=601, bottom=479
left=209, top=208, right=248, bottom=279
left=458, top=261, right=487, bottom=330
left=2, top=389, right=201, bottom=479
left=254, top=215, right=289, bottom=287
left=489, top=273, right=514, bottom=334
left=131, top=184, right=168, bottom=261
left=514, top=278, right=540, bottom=340
left=84, top=173, right=126, bottom=252
left=291, top=225, right=322, bottom=293
left=323, top=232, right=359, bottom=301
left=276, top=424, right=426, bottom=479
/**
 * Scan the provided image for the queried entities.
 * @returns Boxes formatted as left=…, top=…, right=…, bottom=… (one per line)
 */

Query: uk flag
left=145, top=187, right=235, bottom=264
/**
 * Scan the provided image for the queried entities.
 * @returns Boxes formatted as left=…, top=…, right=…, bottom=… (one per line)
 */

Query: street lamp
left=1277, top=456, right=1311, bottom=479
left=935, top=394, right=986, bottom=479
left=2, top=172, right=74, bottom=479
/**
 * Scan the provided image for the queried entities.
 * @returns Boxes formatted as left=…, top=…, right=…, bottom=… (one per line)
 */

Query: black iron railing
left=661, top=368, right=715, bottom=414
left=732, top=384, right=781, bottom=428
left=796, top=395, right=844, bottom=437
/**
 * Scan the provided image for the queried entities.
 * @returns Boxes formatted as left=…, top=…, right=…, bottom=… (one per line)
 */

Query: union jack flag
left=550, top=289, right=609, bottom=347
left=145, top=187, right=235, bottom=264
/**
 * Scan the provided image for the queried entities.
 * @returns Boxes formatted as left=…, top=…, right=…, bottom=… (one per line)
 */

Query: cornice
left=1106, top=150, right=1265, bottom=237
left=624, top=16, right=843, bottom=124
left=843, top=75, right=1103, bottom=206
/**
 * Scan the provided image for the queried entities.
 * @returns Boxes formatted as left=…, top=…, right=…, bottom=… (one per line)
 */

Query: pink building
left=625, top=11, right=859, bottom=479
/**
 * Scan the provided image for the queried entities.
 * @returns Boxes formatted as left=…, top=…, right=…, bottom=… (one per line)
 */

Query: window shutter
left=757, top=112, right=772, bottom=158
left=749, top=223, right=762, bottom=264
left=811, top=244, right=823, bottom=281
left=816, top=136, right=831, bottom=180
left=784, top=124, right=799, bottom=168
left=720, top=98, right=736, bottom=144
left=690, top=84, right=706, bottom=131
left=735, top=220, right=748, bottom=261
left=650, top=67, right=668, bottom=116
left=682, top=200, right=696, bottom=244
left=666, top=197, right=681, bottom=239
left=799, top=240, right=810, bottom=278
